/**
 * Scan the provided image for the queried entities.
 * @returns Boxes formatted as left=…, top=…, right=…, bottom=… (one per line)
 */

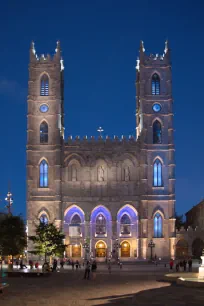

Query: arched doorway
left=192, top=238, right=204, bottom=258
left=95, top=241, right=107, bottom=257
left=121, top=241, right=130, bottom=257
left=72, top=244, right=81, bottom=258
left=176, top=239, right=188, bottom=258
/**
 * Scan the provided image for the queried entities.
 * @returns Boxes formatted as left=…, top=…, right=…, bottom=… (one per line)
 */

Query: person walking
left=76, top=260, right=79, bottom=270
left=169, top=259, right=174, bottom=271
left=108, top=262, right=112, bottom=274
left=175, top=260, right=179, bottom=272
left=91, top=260, right=97, bottom=280
left=60, top=259, right=64, bottom=269
left=71, top=261, right=75, bottom=270
left=83, top=261, right=91, bottom=280
left=188, top=257, right=192, bottom=272
left=52, top=259, right=58, bottom=272
left=120, top=262, right=123, bottom=269
left=183, top=259, right=187, bottom=272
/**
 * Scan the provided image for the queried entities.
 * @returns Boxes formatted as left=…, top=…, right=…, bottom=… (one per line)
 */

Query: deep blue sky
left=0, top=0, right=203, bottom=217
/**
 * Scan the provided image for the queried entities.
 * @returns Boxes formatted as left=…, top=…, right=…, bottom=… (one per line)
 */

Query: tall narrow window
left=152, top=73, right=160, bottom=95
left=154, top=212, right=163, bottom=237
left=96, top=214, right=106, bottom=235
left=39, top=160, right=48, bottom=187
left=153, top=159, right=162, bottom=186
left=70, top=214, right=81, bottom=236
left=40, top=121, right=48, bottom=143
left=40, top=214, right=48, bottom=225
left=40, top=74, right=49, bottom=96
left=153, top=120, right=162, bottom=144
left=120, top=214, right=131, bottom=235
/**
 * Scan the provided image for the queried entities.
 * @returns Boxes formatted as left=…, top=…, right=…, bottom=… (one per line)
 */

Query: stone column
left=169, top=237, right=176, bottom=259
left=140, top=238, right=148, bottom=259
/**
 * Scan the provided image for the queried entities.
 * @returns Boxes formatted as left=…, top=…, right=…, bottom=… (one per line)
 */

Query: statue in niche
left=98, top=166, right=105, bottom=182
left=124, top=166, right=130, bottom=182
left=71, top=165, right=77, bottom=181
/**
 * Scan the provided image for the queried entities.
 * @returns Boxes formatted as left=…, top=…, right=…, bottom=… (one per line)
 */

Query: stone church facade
left=27, top=40, right=176, bottom=260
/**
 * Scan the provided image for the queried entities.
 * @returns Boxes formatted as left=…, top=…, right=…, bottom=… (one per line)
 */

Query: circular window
left=152, top=103, right=161, bottom=113
left=40, top=104, right=49, bottom=113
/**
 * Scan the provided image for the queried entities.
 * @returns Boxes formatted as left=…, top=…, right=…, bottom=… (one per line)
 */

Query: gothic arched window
left=40, top=214, right=48, bottom=225
left=71, top=165, right=77, bottom=181
left=71, top=214, right=81, bottom=225
left=120, top=214, right=131, bottom=235
left=70, top=214, right=81, bottom=236
left=154, top=212, right=163, bottom=237
left=152, top=73, right=160, bottom=95
left=96, top=214, right=106, bottom=235
left=40, top=121, right=48, bottom=143
left=153, top=120, right=162, bottom=144
left=153, top=159, right=162, bottom=187
left=39, top=160, right=48, bottom=187
left=40, top=74, right=49, bottom=96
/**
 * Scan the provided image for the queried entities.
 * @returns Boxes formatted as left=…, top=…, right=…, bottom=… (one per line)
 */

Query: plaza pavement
left=0, top=264, right=204, bottom=305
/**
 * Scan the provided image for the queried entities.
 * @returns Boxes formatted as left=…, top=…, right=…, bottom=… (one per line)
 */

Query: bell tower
left=136, top=41, right=176, bottom=259
left=27, top=41, right=64, bottom=239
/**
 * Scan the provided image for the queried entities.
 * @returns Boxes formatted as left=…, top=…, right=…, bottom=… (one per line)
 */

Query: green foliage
left=29, top=222, right=66, bottom=261
left=0, top=215, right=27, bottom=257
left=175, top=212, right=185, bottom=230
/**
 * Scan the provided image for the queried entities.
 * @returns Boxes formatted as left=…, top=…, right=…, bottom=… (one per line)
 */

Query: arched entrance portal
left=72, top=244, right=81, bottom=258
left=176, top=239, right=188, bottom=258
left=192, top=238, right=204, bottom=259
left=95, top=241, right=107, bottom=258
left=121, top=241, right=130, bottom=257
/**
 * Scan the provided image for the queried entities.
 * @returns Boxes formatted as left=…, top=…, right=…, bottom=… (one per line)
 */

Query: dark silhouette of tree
left=175, top=212, right=185, bottom=230
left=29, top=222, right=66, bottom=262
left=0, top=215, right=27, bottom=267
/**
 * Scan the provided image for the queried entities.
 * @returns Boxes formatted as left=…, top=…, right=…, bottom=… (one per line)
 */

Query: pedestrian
left=76, top=260, right=79, bottom=270
left=183, top=259, right=187, bottom=272
left=108, top=262, right=111, bottom=274
left=176, top=261, right=179, bottom=272
left=169, top=258, right=174, bottom=271
left=35, top=262, right=39, bottom=269
left=91, top=260, right=97, bottom=280
left=60, top=259, right=64, bottom=269
left=71, top=261, right=75, bottom=270
left=16, top=259, right=19, bottom=269
left=120, top=262, right=123, bottom=269
left=52, top=259, right=57, bottom=272
left=20, top=260, right=27, bottom=269
left=179, top=260, right=183, bottom=271
left=83, top=261, right=91, bottom=280
left=188, top=257, right=192, bottom=272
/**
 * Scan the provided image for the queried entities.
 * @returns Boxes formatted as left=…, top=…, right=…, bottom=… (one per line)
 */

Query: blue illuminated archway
left=64, top=205, right=85, bottom=224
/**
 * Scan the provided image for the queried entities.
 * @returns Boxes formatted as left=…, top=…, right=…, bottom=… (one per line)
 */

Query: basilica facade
left=27, top=40, right=176, bottom=260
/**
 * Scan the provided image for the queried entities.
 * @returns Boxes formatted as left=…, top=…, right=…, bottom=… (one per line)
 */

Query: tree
left=175, top=212, right=185, bottom=230
left=29, top=222, right=66, bottom=262
left=0, top=215, right=27, bottom=267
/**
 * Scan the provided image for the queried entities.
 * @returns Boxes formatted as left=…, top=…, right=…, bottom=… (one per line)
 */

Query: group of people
left=169, top=258, right=193, bottom=272
left=83, top=260, right=97, bottom=280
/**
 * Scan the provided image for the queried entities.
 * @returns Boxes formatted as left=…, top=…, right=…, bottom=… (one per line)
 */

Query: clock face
left=153, top=103, right=161, bottom=112
left=40, top=104, right=49, bottom=113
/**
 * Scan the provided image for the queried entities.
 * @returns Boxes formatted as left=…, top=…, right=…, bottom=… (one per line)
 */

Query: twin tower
left=27, top=41, right=176, bottom=260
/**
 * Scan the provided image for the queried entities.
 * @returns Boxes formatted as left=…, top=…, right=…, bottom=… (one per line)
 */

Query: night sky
left=0, top=1, right=203, bottom=218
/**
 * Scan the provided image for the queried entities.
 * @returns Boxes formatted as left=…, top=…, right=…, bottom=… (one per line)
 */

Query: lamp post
left=113, top=239, right=121, bottom=262
left=148, top=239, right=155, bottom=260
left=83, top=239, right=89, bottom=262
left=5, top=190, right=13, bottom=215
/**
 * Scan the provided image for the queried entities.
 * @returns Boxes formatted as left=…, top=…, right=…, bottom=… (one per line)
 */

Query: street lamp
left=148, top=239, right=155, bottom=260
left=5, top=191, right=13, bottom=215
left=83, top=239, right=89, bottom=262
left=113, top=239, right=121, bottom=262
